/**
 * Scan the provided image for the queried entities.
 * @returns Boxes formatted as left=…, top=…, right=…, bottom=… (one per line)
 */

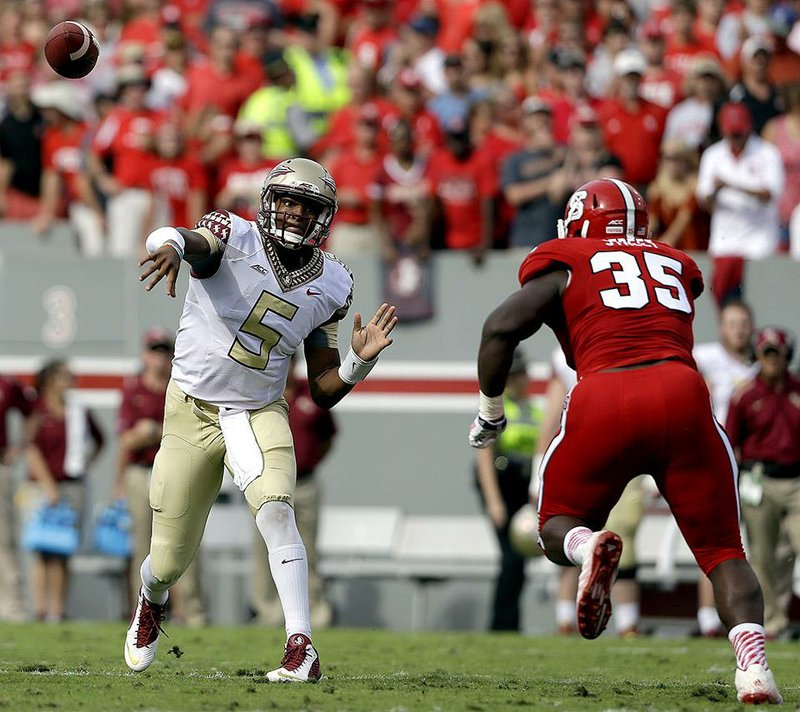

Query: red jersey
left=215, top=157, right=276, bottom=221
left=518, top=236, right=704, bottom=377
left=368, top=155, right=430, bottom=245
left=725, top=374, right=800, bottom=467
left=287, top=380, right=337, bottom=479
left=0, top=41, right=35, bottom=82
left=180, top=60, right=261, bottom=119
left=117, top=375, right=167, bottom=468
left=92, top=107, right=161, bottom=188
left=349, top=25, right=397, bottom=71
left=30, top=401, right=103, bottom=482
left=328, top=149, right=382, bottom=225
left=42, top=123, right=88, bottom=202
left=0, top=377, right=34, bottom=453
left=426, top=147, right=495, bottom=250
left=599, top=98, right=666, bottom=186
left=148, top=153, right=209, bottom=228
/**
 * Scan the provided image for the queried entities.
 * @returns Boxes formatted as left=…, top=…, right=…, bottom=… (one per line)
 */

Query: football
left=508, top=503, right=545, bottom=558
left=44, top=21, right=100, bottom=79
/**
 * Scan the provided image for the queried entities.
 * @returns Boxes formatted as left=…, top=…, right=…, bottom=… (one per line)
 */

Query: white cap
left=741, top=35, right=773, bottom=61
left=613, top=48, right=646, bottom=77
left=32, top=81, right=83, bottom=120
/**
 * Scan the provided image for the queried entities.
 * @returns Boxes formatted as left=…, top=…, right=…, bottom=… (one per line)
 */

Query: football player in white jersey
left=125, top=158, right=398, bottom=682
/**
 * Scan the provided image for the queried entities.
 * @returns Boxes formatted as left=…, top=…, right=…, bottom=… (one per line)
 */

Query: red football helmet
left=557, top=178, right=649, bottom=240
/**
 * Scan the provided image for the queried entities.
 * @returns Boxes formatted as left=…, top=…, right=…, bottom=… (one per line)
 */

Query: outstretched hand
left=351, top=303, right=398, bottom=361
left=139, top=246, right=182, bottom=298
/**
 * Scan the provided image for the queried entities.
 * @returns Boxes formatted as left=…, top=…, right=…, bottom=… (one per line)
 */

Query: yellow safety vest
left=496, top=396, right=540, bottom=458
left=237, top=86, right=299, bottom=159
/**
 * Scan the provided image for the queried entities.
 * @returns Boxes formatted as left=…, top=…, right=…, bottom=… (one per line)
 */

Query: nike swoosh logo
left=281, top=558, right=303, bottom=564
left=125, top=642, right=141, bottom=667
left=306, top=288, right=321, bottom=296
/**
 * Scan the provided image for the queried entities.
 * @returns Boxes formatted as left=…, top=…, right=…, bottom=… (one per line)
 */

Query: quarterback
left=469, top=178, right=782, bottom=705
left=126, top=158, right=397, bottom=682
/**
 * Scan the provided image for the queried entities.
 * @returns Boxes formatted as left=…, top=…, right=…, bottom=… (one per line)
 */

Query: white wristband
left=146, top=226, right=185, bottom=261
left=479, top=391, right=505, bottom=422
left=338, top=347, right=377, bottom=385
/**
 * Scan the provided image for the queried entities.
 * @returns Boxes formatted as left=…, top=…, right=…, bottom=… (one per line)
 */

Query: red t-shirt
left=215, top=157, right=277, bottom=221
left=349, top=24, right=397, bottom=71
left=426, top=147, right=495, bottom=250
left=599, top=99, right=666, bottom=186
left=42, top=123, right=88, bottom=201
left=287, top=380, right=336, bottom=478
left=117, top=15, right=163, bottom=72
left=725, top=374, right=800, bottom=466
left=640, top=67, right=684, bottom=110
left=92, top=107, right=161, bottom=188
left=31, top=401, right=103, bottom=482
left=147, top=153, right=209, bottom=228
left=0, top=377, right=34, bottom=453
left=381, top=108, right=444, bottom=158
left=328, top=149, right=383, bottom=225
left=664, top=37, right=721, bottom=79
left=117, top=375, right=167, bottom=468
left=368, top=155, right=430, bottom=246
left=313, top=98, right=393, bottom=157
left=0, top=41, right=35, bottom=82
left=518, top=237, right=704, bottom=377
left=180, top=60, right=262, bottom=119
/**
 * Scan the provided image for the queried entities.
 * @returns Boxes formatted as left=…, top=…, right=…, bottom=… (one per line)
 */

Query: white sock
left=556, top=600, right=576, bottom=627
left=698, top=606, right=722, bottom=635
left=139, top=556, right=169, bottom=606
left=614, top=602, right=639, bottom=633
left=564, top=526, right=593, bottom=565
left=729, top=623, right=768, bottom=670
left=256, top=501, right=311, bottom=639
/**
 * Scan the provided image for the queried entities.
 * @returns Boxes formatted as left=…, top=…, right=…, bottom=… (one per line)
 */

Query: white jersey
left=172, top=210, right=353, bottom=410
left=693, top=341, right=757, bottom=423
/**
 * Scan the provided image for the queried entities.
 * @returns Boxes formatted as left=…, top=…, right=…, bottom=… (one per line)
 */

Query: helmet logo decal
left=267, top=164, right=296, bottom=179
left=565, top=190, right=587, bottom=229
left=320, top=173, right=337, bottom=195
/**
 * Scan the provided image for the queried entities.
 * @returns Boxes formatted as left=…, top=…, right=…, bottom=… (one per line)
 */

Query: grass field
left=0, top=623, right=796, bottom=711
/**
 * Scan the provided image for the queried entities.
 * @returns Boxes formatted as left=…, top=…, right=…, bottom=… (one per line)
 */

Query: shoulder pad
left=195, top=210, right=233, bottom=243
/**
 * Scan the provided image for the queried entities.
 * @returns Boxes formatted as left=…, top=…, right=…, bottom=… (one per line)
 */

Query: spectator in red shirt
left=326, top=104, right=384, bottom=257
left=116, top=0, right=165, bottom=74
left=113, top=328, right=206, bottom=626
left=346, top=0, right=397, bottom=72
left=144, top=122, right=209, bottom=249
left=180, top=24, right=262, bottom=136
left=664, top=0, right=721, bottom=81
left=25, top=360, right=105, bottom=622
left=368, top=118, right=431, bottom=263
left=215, top=120, right=277, bottom=222
left=311, top=63, right=392, bottom=162
left=32, top=82, right=105, bottom=257
left=726, top=327, right=800, bottom=639
left=541, top=48, right=601, bottom=145
left=0, top=375, right=35, bottom=622
left=0, top=6, right=35, bottom=86
left=427, top=115, right=495, bottom=263
left=694, top=0, right=725, bottom=54
left=599, top=49, right=667, bottom=190
left=383, top=68, right=444, bottom=159
left=639, top=20, right=684, bottom=110
left=89, top=65, right=161, bottom=258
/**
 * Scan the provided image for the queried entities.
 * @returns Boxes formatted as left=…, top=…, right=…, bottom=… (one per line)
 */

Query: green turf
left=0, top=623, right=795, bottom=711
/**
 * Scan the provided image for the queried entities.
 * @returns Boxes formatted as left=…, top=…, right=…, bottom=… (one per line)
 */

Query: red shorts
left=538, top=361, right=745, bottom=575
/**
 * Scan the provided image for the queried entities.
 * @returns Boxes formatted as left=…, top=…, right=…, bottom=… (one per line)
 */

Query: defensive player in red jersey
left=469, top=178, right=782, bottom=706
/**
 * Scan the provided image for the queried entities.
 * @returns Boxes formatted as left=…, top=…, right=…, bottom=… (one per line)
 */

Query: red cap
left=755, top=327, right=794, bottom=355
left=397, top=68, right=422, bottom=90
left=719, top=102, right=752, bottom=136
left=144, top=327, right=175, bottom=351
left=642, top=19, right=664, bottom=40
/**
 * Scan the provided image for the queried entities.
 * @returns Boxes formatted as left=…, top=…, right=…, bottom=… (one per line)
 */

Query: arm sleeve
left=683, top=253, right=705, bottom=299
left=518, top=242, right=570, bottom=286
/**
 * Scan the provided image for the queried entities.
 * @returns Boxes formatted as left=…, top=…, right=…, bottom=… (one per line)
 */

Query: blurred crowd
left=1, top=0, right=800, bottom=270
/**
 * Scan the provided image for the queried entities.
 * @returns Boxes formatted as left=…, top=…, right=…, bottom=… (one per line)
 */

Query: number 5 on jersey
left=591, top=250, right=691, bottom=313
left=228, top=291, right=299, bottom=370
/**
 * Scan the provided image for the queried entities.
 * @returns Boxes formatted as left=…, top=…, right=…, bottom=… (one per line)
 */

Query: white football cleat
left=266, top=633, right=322, bottom=683
left=735, top=664, right=783, bottom=705
left=576, top=530, right=623, bottom=640
left=124, top=589, right=168, bottom=672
